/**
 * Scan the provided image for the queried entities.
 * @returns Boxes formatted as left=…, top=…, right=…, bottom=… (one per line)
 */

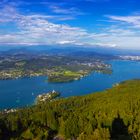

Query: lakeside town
left=119, top=55, right=140, bottom=61
left=1, top=50, right=140, bottom=83
left=0, top=51, right=112, bottom=82
left=36, top=90, right=60, bottom=104
left=0, top=90, right=60, bottom=114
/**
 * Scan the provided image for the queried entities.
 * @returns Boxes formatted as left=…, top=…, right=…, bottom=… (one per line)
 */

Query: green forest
left=0, top=79, right=140, bottom=140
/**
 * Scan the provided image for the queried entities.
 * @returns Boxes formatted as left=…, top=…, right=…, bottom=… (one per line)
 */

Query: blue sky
left=0, top=0, right=140, bottom=49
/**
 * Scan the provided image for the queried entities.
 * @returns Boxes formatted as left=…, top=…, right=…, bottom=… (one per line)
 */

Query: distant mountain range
left=0, top=45, right=140, bottom=56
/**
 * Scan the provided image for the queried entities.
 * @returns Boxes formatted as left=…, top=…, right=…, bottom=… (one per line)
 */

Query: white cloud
left=107, top=15, right=140, bottom=28
left=91, top=27, right=140, bottom=49
left=0, top=6, right=93, bottom=45
left=49, top=5, right=84, bottom=15
left=0, top=5, right=140, bottom=49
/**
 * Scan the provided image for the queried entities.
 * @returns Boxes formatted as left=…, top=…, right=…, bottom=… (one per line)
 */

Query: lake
left=0, top=60, right=140, bottom=109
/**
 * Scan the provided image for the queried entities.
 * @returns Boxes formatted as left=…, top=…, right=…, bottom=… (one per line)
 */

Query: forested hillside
left=0, top=80, right=140, bottom=140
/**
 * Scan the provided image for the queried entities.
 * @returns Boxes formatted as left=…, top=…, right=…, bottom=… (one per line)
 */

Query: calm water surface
left=0, top=60, right=140, bottom=109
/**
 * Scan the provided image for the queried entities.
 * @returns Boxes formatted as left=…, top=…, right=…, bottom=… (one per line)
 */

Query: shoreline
left=1, top=78, right=140, bottom=112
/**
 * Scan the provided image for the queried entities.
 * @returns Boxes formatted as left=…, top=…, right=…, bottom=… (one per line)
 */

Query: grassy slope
left=0, top=80, right=140, bottom=139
